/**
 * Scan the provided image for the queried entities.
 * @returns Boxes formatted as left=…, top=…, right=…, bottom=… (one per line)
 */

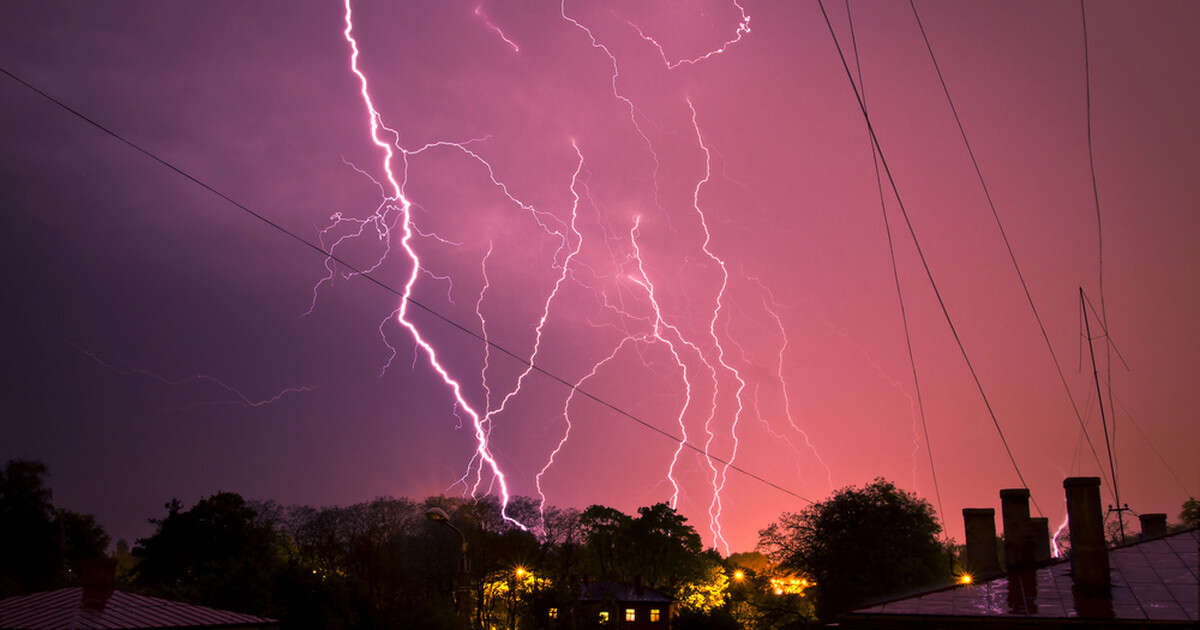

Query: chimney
left=79, top=557, right=117, bottom=610
left=1000, top=488, right=1033, bottom=570
left=1063, top=477, right=1110, bottom=594
left=962, top=508, right=1000, bottom=576
left=1138, top=513, right=1168, bottom=540
left=1030, top=517, right=1051, bottom=563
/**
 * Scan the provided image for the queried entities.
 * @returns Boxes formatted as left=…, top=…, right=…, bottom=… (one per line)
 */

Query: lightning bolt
left=628, top=215, right=714, bottom=512
left=327, top=1, right=797, bottom=550
left=341, top=0, right=525, bottom=529
left=685, top=98, right=747, bottom=555
left=474, top=3, right=520, bottom=53
left=471, top=141, right=587, bottom=496
left=749, top=278, right=835, bottom=490
left=560, top=0, right=672, bottom=228
left=76, top=345, right=311, bottom=408
left=536, top=333, right=650, bottom=527
left=627, top=0, right=752, bottom=69
left=1051, top=510, right=1069, bottom=558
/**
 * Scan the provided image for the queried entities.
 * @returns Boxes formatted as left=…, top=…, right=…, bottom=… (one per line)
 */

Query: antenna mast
left=1080, top=287, right=1127, bottom=544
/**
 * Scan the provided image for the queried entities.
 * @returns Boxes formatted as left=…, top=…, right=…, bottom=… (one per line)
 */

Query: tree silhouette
left=0, top=460, right=110, bottom=596
left=758, top=478, right=950, bottom=620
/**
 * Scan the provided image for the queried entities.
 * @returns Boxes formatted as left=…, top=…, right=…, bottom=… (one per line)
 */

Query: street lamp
left=427, top=508, right=471, bottom=630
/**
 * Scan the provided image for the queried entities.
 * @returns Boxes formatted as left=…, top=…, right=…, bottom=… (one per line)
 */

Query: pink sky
left=1, top=0, right=1196, bottom=553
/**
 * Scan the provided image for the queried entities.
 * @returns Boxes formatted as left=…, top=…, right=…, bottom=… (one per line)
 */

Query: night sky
left=2, top=0, right=1197, bottom=554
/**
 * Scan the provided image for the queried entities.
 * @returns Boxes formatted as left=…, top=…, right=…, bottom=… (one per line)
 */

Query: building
left=839, top=477, right=1198, bottom=629
left=546, top=581, right=673, bottom=628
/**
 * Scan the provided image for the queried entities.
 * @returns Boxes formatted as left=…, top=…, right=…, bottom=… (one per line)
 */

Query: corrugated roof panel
left=0, top=588, right=276, bottom=629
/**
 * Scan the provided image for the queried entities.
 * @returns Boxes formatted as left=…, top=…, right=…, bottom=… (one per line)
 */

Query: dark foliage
left=758, top=477, right=951, bottom=620
left=0, top=460, right=110, bottom=596
left=133, top=492, right=284, bottom=616
left=1181, top=497, right=1199, bottom=529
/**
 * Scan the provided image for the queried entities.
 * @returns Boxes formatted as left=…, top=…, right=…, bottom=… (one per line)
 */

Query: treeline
left=23, top=460, right=1189, bottom=628
left=1, top=459, right=814, bottom=629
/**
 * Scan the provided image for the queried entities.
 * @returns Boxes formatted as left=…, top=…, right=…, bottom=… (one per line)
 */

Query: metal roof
left=579, top=581, right=673, bottom=603
left=0, top=588, right=277, bottom=629
left=843, top=529, right=1198, bottom=624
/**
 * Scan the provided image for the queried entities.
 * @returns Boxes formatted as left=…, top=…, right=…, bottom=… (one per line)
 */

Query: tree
left=758, top=478, right=950, bottom=620
left=0, top=460, right=59, bottom=595
left=133, top=492, right=284, bottom=616
left=54, top=509, right=111, bottom=577
left=726, top=553, right=815, bottom=630
left=0, top=460, right=111, bottom=596
left=1181, top=497, right=1199, bottom=529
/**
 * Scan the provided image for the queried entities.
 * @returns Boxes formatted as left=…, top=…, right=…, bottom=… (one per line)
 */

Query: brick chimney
left=1000, top=488, right=1033, bottom=571
left=962, top=508, right=1000, bottom=576
left=79, top=557, right=117, bottom=610
left=1138, top=513, right=1168, bottom=539
left=1063, top=477, right=1110, bottom=594
left=1030, top=517, right=1051, bottom=563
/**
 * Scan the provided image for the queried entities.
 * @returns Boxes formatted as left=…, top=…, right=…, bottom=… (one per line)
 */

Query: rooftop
left=579, top=581, right=673, bottom=604
left=842, top=529, right=1198, bottom=626
left=0, top=588, right=277, bottom=630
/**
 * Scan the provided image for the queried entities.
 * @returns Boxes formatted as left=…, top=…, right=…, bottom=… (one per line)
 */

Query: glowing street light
left=958, top=573, right=974, bottom=585
left=733, top=570, right=745, bottom=581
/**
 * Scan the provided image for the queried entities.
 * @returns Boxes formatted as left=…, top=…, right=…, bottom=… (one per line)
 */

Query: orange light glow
left=958, top=574, right=973, bottom=585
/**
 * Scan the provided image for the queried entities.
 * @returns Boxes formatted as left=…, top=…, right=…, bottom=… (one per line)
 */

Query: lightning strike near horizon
left=629, top=215, right=715, bottom=512
left=1051, top=510, right=1069, bottom=558
left=535, top=333, right=649, bottom=527
left=469, top=141, right=586, bottom=497
left=750, top=278, right=836, bottom=490
left=686, top=98, right=746, bottom=555
left=321, top=0, right=820, bottom=550
left=340, top=0, right=525, bottom=529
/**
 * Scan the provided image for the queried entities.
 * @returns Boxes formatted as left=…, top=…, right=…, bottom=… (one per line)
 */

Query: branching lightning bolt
left=627, top=1, right=751, bottom=69
left=342, top=0, right=524, bottom=529
left=685, top=98, right=746, bottom=555
left=628, top=216, right=713, bottom=512
left=748, top=278, right=836, bottom=490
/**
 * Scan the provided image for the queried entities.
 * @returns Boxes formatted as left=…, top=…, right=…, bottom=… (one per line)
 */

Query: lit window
left=599, top=611, right=610, bottom=624
left=650, top=608, right=661, bottom=622
left=625, top=608, right=636, bottom=621
left=548, top=607, right=558, bottom=620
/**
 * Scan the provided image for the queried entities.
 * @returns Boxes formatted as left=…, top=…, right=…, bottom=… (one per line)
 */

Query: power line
left=813, top=0, right=1043, bottom=516
left=844, top=0, right=945, bottom=525
left=0, top=63, right=815, bottom=507
left=1080, top=0, right=1120, bottom=505
left=1114, top=397, right=1195, bottom=498
left=906, top=0, right=1113, bottom=500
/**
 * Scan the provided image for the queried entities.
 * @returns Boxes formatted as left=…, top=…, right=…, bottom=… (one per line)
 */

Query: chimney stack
left=1138, top=513, right=1168, bottom=540
left=1000, top=488, right=1033, bottom=570
left=80, top=557, right=117, bottom=610
left=1030, top=517, right=1051, bottom=563
left=962, top=508, right=1000, bottom=576
left=1063, top=477, right=1110, bottom=594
